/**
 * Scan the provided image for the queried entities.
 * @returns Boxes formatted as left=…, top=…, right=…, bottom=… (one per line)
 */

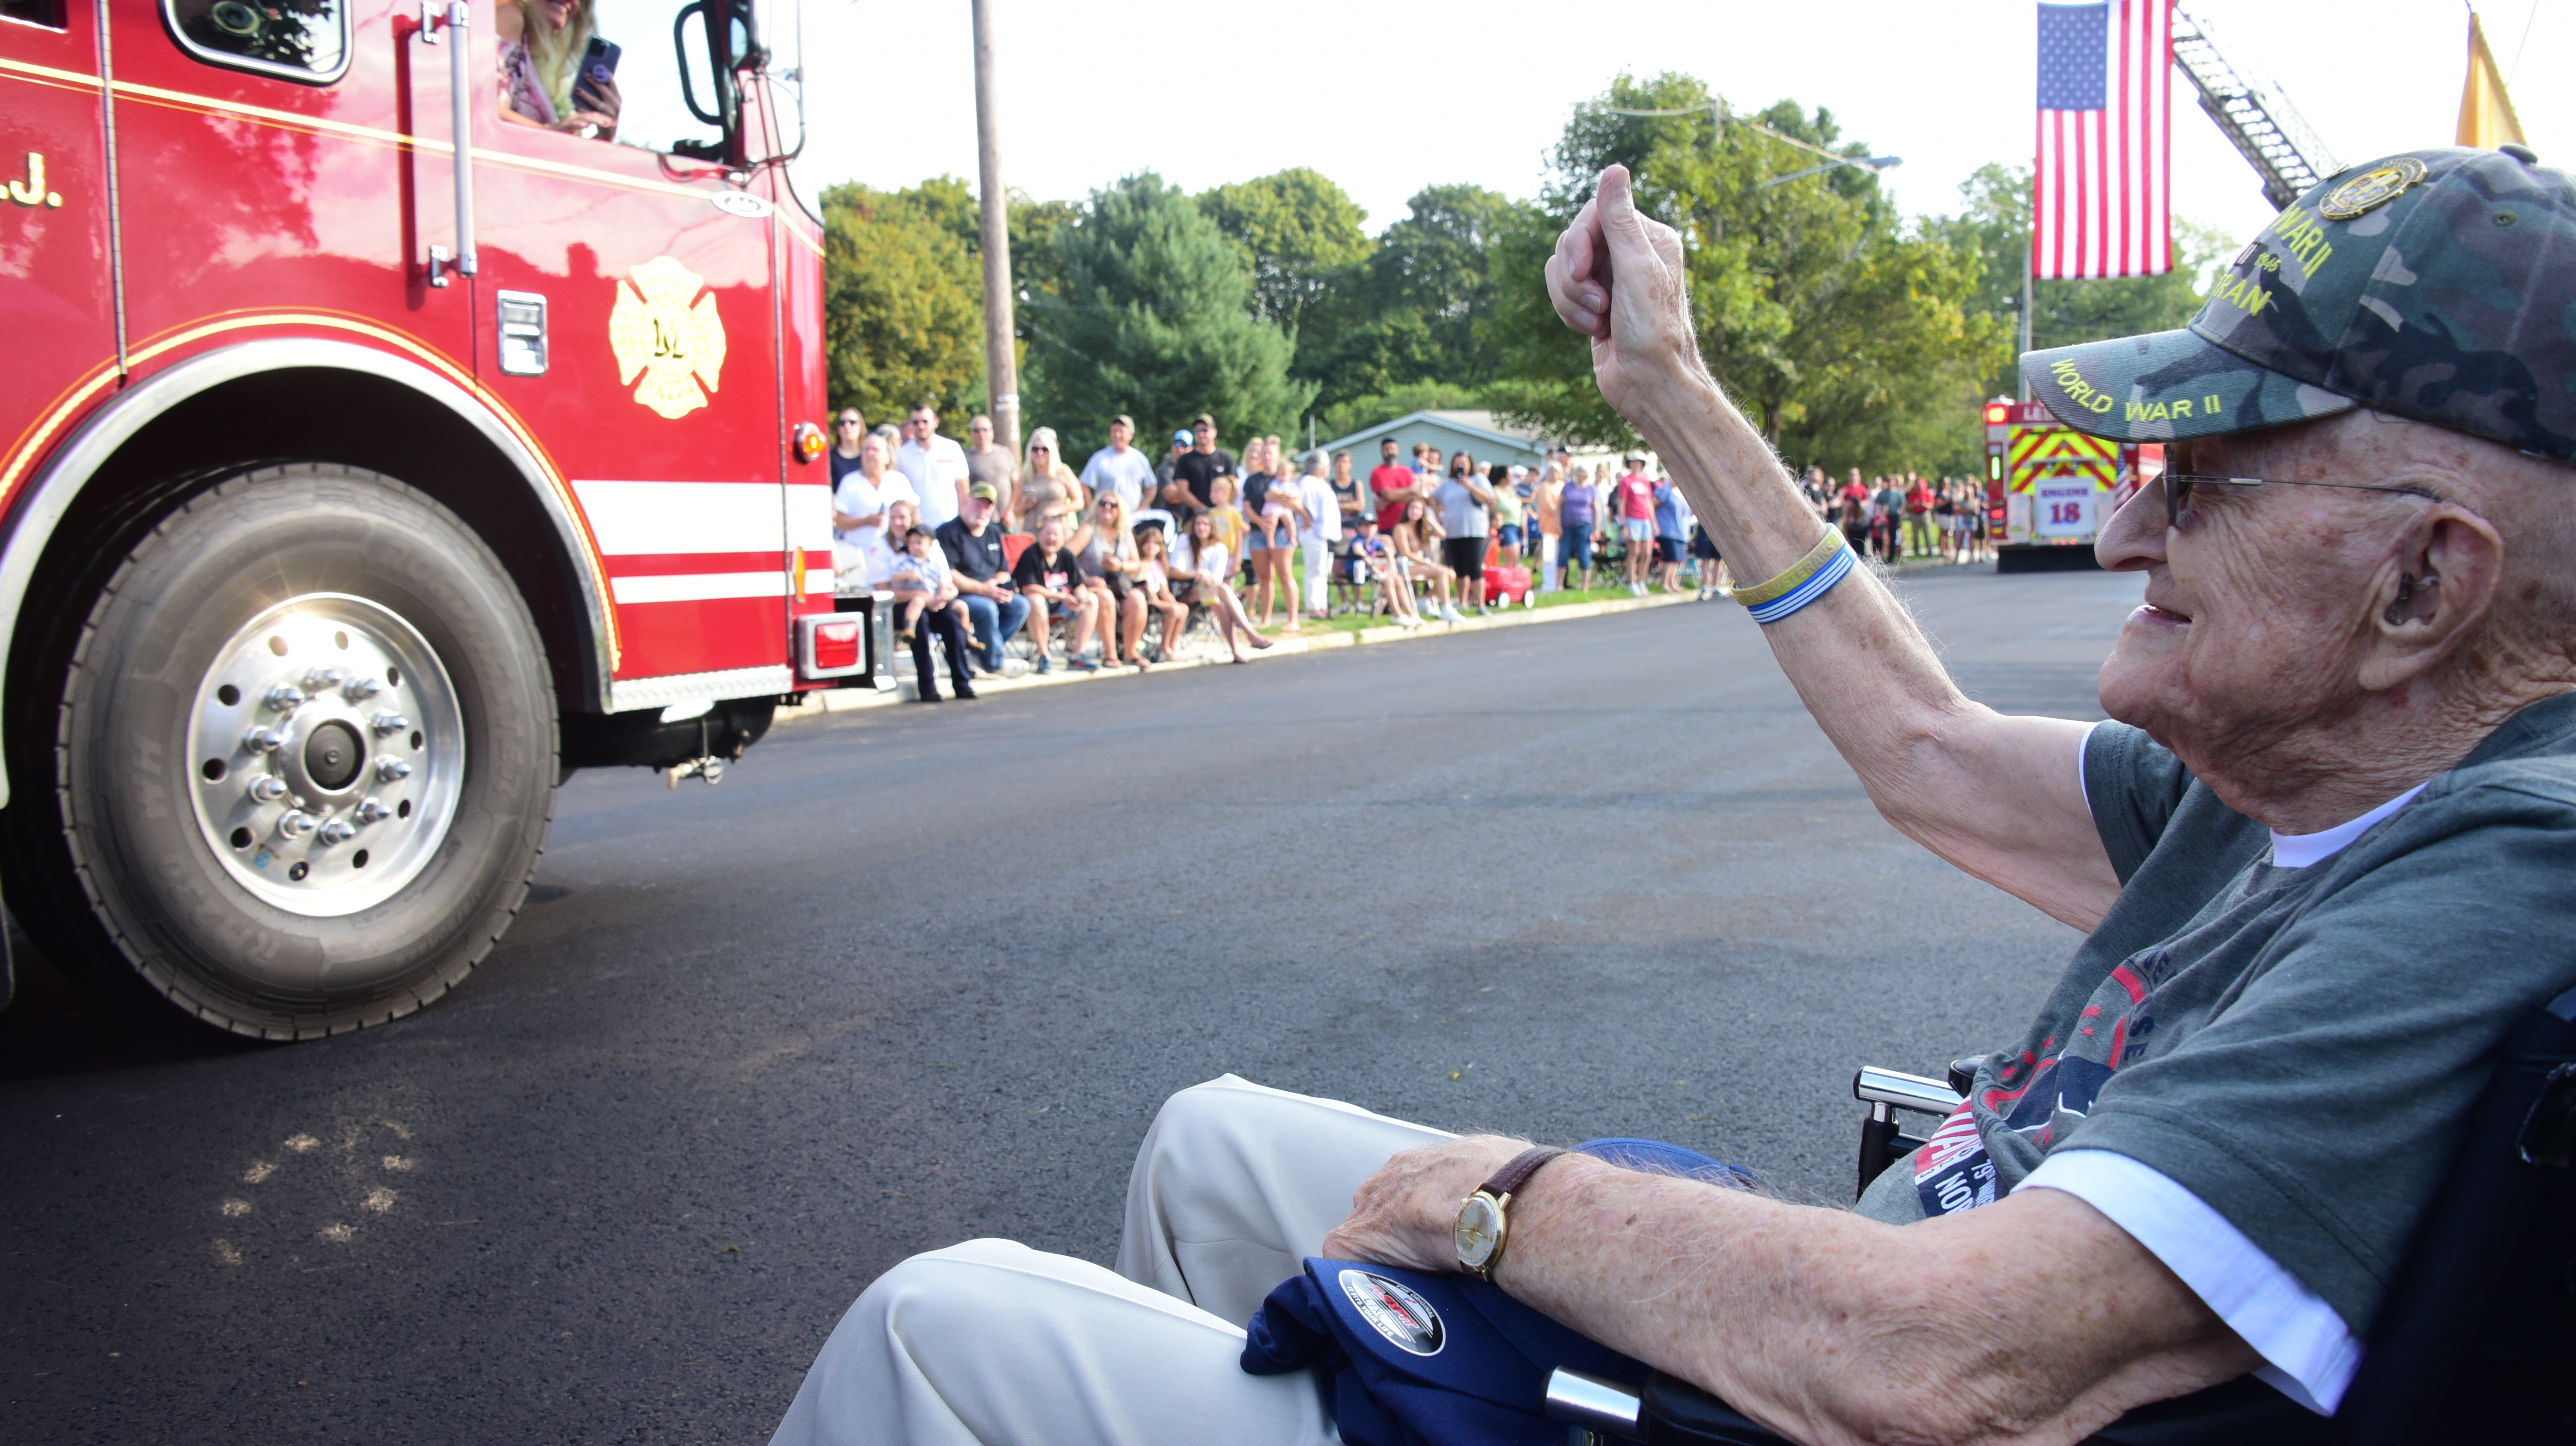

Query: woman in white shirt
left=832, top=433, right=919, bottom=590
left=1170, top=511, right=1272, bottom=664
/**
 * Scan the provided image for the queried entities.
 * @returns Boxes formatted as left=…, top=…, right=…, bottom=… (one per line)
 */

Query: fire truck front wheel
left=8, top=464, right=555, bottom=1038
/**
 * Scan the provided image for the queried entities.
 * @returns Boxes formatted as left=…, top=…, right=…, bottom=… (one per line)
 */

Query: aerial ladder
left=2171, top=6, right=2340, bottom=210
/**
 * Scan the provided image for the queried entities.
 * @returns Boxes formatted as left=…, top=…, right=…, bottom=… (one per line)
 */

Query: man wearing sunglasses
left=770, top=149, right=2576, bottom=1446
left=824, top=408, right=867, bottom=488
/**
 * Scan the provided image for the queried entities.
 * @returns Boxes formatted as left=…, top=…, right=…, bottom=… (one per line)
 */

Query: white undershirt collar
left=2269, top=784, right=2428, bottom=869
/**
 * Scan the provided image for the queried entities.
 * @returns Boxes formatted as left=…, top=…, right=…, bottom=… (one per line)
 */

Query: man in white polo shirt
left=894, top=402, right=970, bottom=532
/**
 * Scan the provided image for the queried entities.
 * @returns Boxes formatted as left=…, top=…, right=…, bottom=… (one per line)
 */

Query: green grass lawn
left=1231, top=577, right=1701, bottom=642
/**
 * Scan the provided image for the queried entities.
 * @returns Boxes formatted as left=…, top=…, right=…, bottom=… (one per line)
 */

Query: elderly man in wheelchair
left=768, top=147, right=2576, bottom=1446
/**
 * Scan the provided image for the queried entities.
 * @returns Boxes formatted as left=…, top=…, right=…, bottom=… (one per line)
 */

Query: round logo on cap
left=1338, top=1269, right=1446, bottom=1356
left=2320, top=157, right=2430, bottom=221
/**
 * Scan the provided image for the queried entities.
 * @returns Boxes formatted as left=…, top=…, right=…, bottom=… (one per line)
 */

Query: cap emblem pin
left=2320, top=158, right=2429, bottom=222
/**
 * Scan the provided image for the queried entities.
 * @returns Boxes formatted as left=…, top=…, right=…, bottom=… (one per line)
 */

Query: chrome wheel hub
left=185, top=594, right=463, bottom=917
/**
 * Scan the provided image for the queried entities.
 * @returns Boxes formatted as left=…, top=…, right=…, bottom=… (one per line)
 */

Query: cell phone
left=575, top=36, right=620, bottom=102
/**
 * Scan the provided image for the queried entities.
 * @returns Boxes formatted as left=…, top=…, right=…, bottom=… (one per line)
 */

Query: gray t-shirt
left=966, top=446, right=1018, bottom=508
left=1435, top=477, right=1489, bottom=539
left=1856, top=693, right=2576, bottom=1335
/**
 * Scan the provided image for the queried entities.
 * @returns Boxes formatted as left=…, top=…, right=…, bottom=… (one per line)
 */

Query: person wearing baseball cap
left=1163, top=413, right=1234, bottom=521
left=767, top=153, right=2576, bottom=1445
left=931, top=481, right=1029, bottom=676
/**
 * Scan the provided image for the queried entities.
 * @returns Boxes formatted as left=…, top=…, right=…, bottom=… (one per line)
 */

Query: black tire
left=3, top=464, right=555, bottom=1038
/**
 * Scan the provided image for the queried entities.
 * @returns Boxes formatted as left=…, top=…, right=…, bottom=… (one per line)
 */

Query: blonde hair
left=1023, top=425, right=1074, bottom=484
left=514, top=0, right=592, bottom=117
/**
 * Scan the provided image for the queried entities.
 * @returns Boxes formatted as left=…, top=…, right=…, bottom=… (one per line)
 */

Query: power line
left=1576, top=103, right=1906, bottom=189
left=1576, top=102, right=1865, bottom=166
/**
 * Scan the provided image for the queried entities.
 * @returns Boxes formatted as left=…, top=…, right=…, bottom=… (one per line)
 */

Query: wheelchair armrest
left=1854, top=1065, right=1964, bottom=1116
left=1852, top=1066, right=1965, bottom=1198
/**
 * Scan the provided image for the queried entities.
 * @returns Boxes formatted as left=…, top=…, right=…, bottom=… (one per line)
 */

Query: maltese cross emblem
left=608, top=257, right=727, bottom=420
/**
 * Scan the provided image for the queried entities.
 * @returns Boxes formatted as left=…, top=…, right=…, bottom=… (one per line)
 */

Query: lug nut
left=265, top=685, right=305, bottom=712
left=370, top=712, right=410, bottom=736
left=376, top=759, right=411, bottom=783
left=303, top=667, right=346, bottom=691
left=244, top=727, right=285, bottom=753
left=317, top=819, right=358, bottom=845
left=355, top=797, right=390, bottom=823
left=276, top=810, right=318, bottom=839
left=344, top=677, right=382, bottom=700
left=247, top=776, right=291, bottom=803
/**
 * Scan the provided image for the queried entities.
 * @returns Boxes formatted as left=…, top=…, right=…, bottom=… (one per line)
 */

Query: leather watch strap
left=1479, top=1146, right=1568, bottom=1202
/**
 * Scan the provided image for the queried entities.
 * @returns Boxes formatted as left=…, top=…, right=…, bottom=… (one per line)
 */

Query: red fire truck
left=0, top=0, right=861, bottom=1037
left=1980, top=400, right=2159, bottom=573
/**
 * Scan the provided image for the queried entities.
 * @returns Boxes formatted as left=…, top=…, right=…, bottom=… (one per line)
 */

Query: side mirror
left=671, top=0, right=762, bottom=162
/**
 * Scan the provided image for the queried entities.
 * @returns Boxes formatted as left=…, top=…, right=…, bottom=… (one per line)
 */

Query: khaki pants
left=767, top=1076, right=1452, bottom=1446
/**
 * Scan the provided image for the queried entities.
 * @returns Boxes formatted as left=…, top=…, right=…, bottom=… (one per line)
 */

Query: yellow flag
left=2458, top=12, right=2527, bottom=149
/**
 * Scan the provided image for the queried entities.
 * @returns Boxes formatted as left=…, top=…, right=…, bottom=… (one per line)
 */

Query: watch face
left=1454, top=1191, right=1504, bottom=1271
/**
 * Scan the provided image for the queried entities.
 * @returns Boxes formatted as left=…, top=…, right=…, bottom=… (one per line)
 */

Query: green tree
left=1021, top=172, right=1315, bottom=452
left=876, top=176, right=1077, bottom=417
left=819, top=180, right=987, bottom=421
left=1488, top=73, right=2006, bottom=472
left=1296, top=184, right=1536, bottom=420
left=1945, top=164, right=2227, bottom=402
left=1197, top=168, right=1371, bottom=335
left=1313, top=380, right=1490, bottom=443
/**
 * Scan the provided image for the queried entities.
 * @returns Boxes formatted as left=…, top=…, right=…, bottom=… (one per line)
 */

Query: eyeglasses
left=835, top=417, right=862, bottom=427
left=2158, top=472, right=2444, bottom=530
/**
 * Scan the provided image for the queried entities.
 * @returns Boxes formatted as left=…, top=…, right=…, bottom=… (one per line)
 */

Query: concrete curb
left=774, top=590, right=1699, bottom=723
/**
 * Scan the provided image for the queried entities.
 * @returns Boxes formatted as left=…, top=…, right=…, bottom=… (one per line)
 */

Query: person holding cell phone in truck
left=495, top=0, right=621, bottom=141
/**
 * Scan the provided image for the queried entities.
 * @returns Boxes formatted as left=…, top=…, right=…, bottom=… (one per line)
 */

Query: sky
left=746, top=0, right=2565, bottom=273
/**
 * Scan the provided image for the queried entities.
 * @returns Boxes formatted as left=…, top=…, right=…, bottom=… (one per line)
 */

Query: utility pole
left=2018, top=236, right=2034, bottom=402
left=969, top=0, right=1020, bottom=457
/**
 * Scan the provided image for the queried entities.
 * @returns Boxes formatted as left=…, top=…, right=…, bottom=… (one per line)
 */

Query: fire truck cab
left=0, top=0, right=841, bottom=1036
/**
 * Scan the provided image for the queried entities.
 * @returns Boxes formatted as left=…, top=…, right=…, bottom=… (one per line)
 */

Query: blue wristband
left=1744, top=542, right=1854, bottom=624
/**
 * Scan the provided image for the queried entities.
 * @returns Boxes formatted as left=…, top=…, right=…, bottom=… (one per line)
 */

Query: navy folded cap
left=1255, top=1258, right=1646, bottom=1405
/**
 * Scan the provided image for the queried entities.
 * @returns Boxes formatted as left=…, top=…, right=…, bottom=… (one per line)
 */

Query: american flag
left=2034, top=0, right=2172, bottom=279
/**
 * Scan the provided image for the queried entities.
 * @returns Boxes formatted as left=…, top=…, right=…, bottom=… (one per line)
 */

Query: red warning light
left=1983, top=403, right=2011, bottom=426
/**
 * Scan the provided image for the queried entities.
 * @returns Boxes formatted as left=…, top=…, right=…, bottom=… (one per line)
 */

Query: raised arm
left=1547, top=167, right=2117, bottom=929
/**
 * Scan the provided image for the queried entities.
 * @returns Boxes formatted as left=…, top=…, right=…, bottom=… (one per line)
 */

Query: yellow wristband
left=1729, top=529, right=1846, bottom=608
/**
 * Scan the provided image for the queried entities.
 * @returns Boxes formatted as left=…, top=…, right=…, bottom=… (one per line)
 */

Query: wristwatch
left=1452, top=1146, right=1568, bottom=1282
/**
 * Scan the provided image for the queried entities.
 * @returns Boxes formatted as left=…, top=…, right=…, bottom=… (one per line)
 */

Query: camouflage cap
left=2021, top=146, right=2576, bottom=463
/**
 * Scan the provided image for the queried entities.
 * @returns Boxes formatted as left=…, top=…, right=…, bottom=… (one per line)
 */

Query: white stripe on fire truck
left=573, top=480, right=791, bottom=556
left=785, top=482, right=834, bottom=549
left=609, top=571, right=831, bottom=605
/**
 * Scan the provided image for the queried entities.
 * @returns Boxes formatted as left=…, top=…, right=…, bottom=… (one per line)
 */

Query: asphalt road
left=1, top=562, right=2148, bottom=1445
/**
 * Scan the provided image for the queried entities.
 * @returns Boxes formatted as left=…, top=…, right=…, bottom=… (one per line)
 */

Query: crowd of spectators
left=823, top=404, right=1985, bottom=699
left=1805, top=465, right=1996, bottom=566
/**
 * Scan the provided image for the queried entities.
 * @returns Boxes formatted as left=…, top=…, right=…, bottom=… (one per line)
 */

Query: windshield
left=589, top=0, right=749, bottom=155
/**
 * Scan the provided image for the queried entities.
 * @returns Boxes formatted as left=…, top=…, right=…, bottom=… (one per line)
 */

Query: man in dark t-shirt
left=932, top=484, right=1029, bottom=676
left=1166, top=414, right=1236, bottom=514
left=826, top=408, right=867, bottom=488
